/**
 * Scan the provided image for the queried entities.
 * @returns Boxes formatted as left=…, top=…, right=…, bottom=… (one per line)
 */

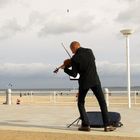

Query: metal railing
left=0, top=89, right=139, bottom=106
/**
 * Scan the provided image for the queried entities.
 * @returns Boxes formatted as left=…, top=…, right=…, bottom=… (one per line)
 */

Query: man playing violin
left=62, top=41, right=116, bottom=132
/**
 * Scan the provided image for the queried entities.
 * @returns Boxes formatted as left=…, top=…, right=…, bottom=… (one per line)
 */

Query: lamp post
left=120, top=29, right=134, bottom=108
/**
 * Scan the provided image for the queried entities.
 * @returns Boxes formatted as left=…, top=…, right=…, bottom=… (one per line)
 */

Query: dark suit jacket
left=64, top=47, right=101, bottom=89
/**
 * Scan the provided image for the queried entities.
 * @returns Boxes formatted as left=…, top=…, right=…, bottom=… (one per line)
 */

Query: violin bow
left=61, top=43, right=71, bottom=58
left=53, top=43, right=71, bottom=73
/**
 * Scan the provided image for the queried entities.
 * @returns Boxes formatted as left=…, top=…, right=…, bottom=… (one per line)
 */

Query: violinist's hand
left=61, top=65, right=65, bottom=69
left=76, top=93, right=79, bottom=102
left=76, top=93, right=79, bottom=98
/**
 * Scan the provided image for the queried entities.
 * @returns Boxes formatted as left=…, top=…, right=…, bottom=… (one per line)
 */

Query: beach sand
left=0, top=94, right=140, bottom=140
left=0, top=130, right=140, bottom=140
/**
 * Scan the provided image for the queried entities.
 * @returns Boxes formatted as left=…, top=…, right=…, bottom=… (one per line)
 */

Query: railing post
left=53, top=91, right=56, bottom=103
left=104, top=88, right=109, bottom=107
left=6, top=89, right=12, bottom=105
left=50, top=95, right=52, bottom=103
left=134, top=91, right=137, bottom=105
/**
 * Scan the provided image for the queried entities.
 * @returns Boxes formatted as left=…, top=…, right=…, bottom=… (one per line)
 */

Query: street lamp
left=120, top=29, right=134, bottom=108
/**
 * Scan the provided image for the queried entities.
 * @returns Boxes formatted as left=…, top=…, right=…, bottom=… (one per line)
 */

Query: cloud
left=0, top=10, right=95, bottom=39
left=0, top=18, right=23, bottom=39
left=0, top=61, right=139, bottom=78
left=118, top=0, right=136, bottom=2
left=97, top=61, right=140, bottom=76
left=0, top=0, right=18, bottom=8
left=27, top=11, right=96, bottom=36
left=0, top=0, right=11, bottom=7
left=116, top=0, right=140, bottom=29
left=0, top=62, right=70, bottom=88
left=97, top=61, right=125, bottom=76
left=0, top=63, right=52, bottom=77
left=97, top=61, right=140, bottom=86
left=131, top=64, right=140, bottom=76
left=0, top=61, right=139, bottom=88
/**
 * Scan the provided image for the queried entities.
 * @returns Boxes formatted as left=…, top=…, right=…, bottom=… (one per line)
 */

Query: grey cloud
left=1, top=62, right=140, bottom=78
left=0, top=62, right=71, bottom=88
left=0, top=10, right=95, bottom=39
left=0, top=0, right=17, bottom=7
left=28, top=11, right=47, bottom=26
left=131, top=64, right=140, bottom=76
left=118, top=0, right=136, bottom=2
left=116, top=0, right=140, bottom=26
left=0, top=62, right=139, bottom=88
left=40, top=13, right=95, bottom=36
left=97, top=61, right=140, bottom=86
left=97, top=61, right=125, bottom=76
left=0, top=0, right=10, bottom=7
left=0, top=18, right=23, bottom=40
left=28, top=11, right=95, bottom=36
left=97, top=61, right=140, bottom=76
left=0, top=63, right=52, bottom=77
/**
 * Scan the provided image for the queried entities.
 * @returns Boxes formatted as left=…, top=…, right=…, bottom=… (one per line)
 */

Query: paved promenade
left=0, top=104, right=139, bottom=138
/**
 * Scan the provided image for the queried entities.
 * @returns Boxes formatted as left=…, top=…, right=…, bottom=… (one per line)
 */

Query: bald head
left=70, top=41, right=80, bottom=54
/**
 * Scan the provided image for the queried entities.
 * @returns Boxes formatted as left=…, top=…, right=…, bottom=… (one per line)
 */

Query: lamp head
left=120, top=29, right=134, bottom=36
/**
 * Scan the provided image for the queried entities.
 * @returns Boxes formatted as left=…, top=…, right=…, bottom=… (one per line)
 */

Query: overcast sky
left=0, top=0, right=140, bottom=89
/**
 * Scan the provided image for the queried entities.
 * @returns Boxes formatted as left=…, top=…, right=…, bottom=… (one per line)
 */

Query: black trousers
left=78, top=85, right=110, bottom=127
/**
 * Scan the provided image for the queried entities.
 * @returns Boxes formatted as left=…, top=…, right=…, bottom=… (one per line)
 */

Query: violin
left=53, top=43, right=72, bottom=73
left=53, top=59, right=71, bottom=73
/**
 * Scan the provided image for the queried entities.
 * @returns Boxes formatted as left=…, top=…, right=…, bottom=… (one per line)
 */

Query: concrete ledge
left=0, top=129, right=139, bottom=140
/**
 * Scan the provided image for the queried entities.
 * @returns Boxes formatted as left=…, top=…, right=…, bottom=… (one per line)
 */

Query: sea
left=0, top=86, right=140, bottom=96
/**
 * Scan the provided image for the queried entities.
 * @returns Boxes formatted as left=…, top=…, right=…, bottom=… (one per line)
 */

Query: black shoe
left=78, top=126, right=90, bottom=132
left=104, top=125, right=116, bottom=132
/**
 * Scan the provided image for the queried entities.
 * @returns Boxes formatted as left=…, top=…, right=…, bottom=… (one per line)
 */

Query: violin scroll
left=53, top=67, right=59, bottom=73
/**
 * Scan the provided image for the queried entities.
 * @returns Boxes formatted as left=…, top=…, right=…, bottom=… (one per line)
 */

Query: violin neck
left=53, top=64, right=64, bottom=73
left=58, top=64, right=64, bottom=69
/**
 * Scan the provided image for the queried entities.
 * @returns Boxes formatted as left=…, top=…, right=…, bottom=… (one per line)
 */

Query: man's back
left=72, top=47, right=101, bottom=88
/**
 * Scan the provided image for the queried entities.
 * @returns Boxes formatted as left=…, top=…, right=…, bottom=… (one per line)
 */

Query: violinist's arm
left=64, top=61, right=78, bottom=77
